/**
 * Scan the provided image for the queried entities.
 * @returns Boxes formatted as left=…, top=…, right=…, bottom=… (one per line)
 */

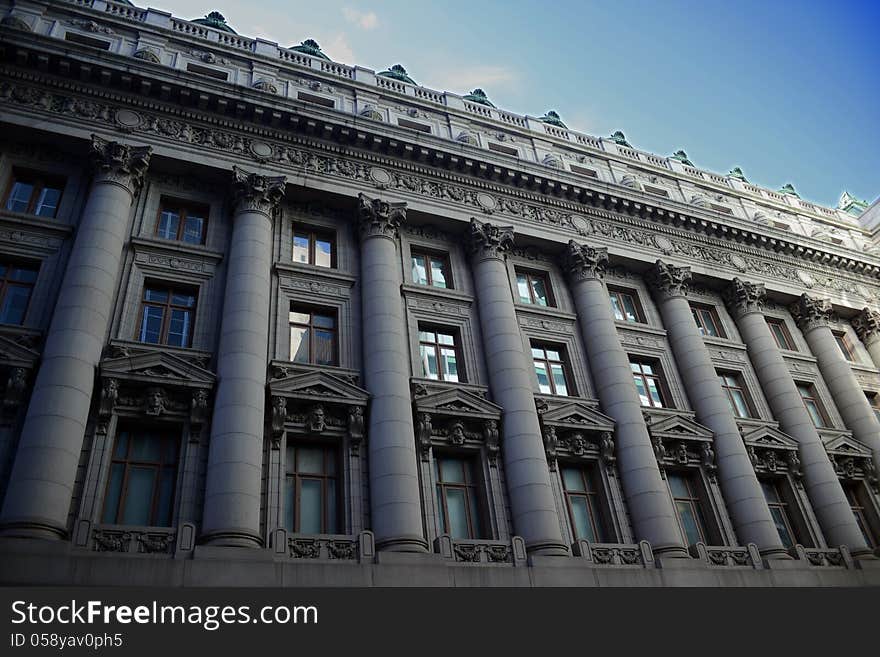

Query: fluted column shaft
left=726, top=281, right=870, bottom=556
left=468, top=220, right=567, bottom=555
left=647, top=262, right=785, bottom=556
left=357, top=194, right=426, bottom=552
left=564, top=245, right=687, bottom=557
left=0, top=136, right=151, bottom=539
left=201, top=168, right=284, bottom=547
left=852, top=308, right=880, bottom=371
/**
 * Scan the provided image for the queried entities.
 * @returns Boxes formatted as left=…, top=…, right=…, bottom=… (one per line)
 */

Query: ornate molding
left=467, top=218, right=514, bottom=262
left=562, top=240, right=608, bottom=283
left=723, top=278, right=766, bottom=319
left=789, top=294, right=833, bottom=332
left=645, top=259, right=691, bottom=301
left=89, top=134, right=151, bottom=198
left=852, top=308, right=880, bottom=344
left=356, top=192, right=406, bottom=241
left=231, top=166, right=286, bottom=217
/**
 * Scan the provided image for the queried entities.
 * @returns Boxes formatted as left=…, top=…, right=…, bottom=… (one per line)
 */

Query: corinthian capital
left=645, top=259, right=691, bottom=301
left=723, top=278, right=766, bottom=319
left=789, top=294, right=833, bottom=332
left=89, top=135, right=152, bottom=198
left=852, top=308, right=880, bottom=344
left=563, top=240, right=608, bottom=282
left=231, top=167, right=286, bottom=216
left=356, top=193, right=406, bottom=240
left=467, top=218, right=514, bottom=262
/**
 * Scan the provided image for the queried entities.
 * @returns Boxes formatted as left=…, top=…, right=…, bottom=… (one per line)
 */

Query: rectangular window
left=796, top=383, right=827, bottom=428
left=609, top=286, right=644, bottom=323
left=834, top=332, right=855, bottom=362
left=515, top=270, right=553, bottom=307
left=289, top=306, right=338, bottom=365
left=418, top=327, right=462, bottom=382
left=101, top=427, right=179, bottom=527
left=691, top=303, right=725, bottom=338
left=156, top=199, right=208, bottom=245
left=64, top=32, right=112, bottom=50
left=434, top=455, right=484, bottom=539
left=0, top=261, right=38, bottom=325
left=186, top=63, right=228, bottom=80
left=667, top=472, right=708, bottom=546
left=630, top=358, right=669, bottom=408
left=410, top=250, right=452, bottom=289
left=761, top=479, right=797, bottom=548
left=4, top=170, right=64, bottom=218
left=284, top=443, right=339, bottom=534
left=137, top=285, right=197, bottom=348
left=293, top=227, right=335, bottom=268
left=719, top=372, right=754, bottom=418
left=845, top=482, right=877, bottom=548
left=561, top=465, right=605, bottom=542
left=767, top=318, right=795, bottom=351
left=531, top=343, right=572, bottom=396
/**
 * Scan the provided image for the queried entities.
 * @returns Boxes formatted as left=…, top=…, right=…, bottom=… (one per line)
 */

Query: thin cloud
left=342, top=7, right=379, bottom=30
left=428, top=65, right=519, bottom=94
left=324, top=33, right=357, bottom=64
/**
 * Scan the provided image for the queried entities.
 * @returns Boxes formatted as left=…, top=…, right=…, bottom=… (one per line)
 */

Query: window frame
left=155, top=197, right=209, bottom=245
left=796, top=382, right=829, bottom=428
left=560, top=463, right=607, bottom=543
left=690, top=303, right=726, bottom=338
left=3, top=169, right=65, bottom=218
left=531, top=341, right=574, bottom=396
left=0, top=259, right=39, bottom=326
left=514, top=268, right=555, bottom=307
left=137, top=283, right=198, bottom=348
left=608, top=285, right=645, bottom=323
left=865, top=392, right=880, bottom=424
left=283, top=441, right=341, bottom=535
left=760, top=477, right=799, bottom=549
left=833, top=331, right=856, bottom=362
left=718, top=371, right=755, bottom=419
left=289, top=305, right=339, bottom=366
left=410, top=248, right=453, bottom=289
left=292, top=225, right=336, bottom=269
left=666, top=470, right=710, bottom=546
left=766, top=317, right=796, bottom=351
left=418, top=325, right=465, bottom=383
left=629, top=357, right=670, bottom=408
left=844, top=481, right=878, bottom=548
left=433, top=452, right=487, bottom=540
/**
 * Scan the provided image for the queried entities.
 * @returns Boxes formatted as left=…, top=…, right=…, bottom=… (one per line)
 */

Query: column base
left=199, top=529, right=263, bottom=549
left=0, top=520, right=67, bottom=541
left=760, top=547, right=794, bottom=560
left=525, top=539, right=570, bottom=557
left=652, top=543, right=691, bottom=559
left=375, top=535, right=429, bottom=553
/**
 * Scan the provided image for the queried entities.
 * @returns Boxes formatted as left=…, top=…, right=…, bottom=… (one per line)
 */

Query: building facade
left=0, top=0, right=879, bottom=586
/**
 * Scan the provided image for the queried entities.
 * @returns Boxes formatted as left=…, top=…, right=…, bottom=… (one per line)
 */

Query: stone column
left=724, top=280, right=871, bottom=556
left=852, top=308, right=880, bottom=370
left=0, top=136, right=151, bottom=539
left=200, top=168, right=284, bottom=548
left=467, top=219, right=567, bottom=556
left=563, top=244, right=688, bottom=557
left=356, top=194, right=426, bottom=552
left=645, top=261, right=786, bottom=557
left=791, top=295, right=880, bottom=466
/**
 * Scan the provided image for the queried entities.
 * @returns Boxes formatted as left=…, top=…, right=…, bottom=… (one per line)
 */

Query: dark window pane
left=445, top=488, right=470, bottom=538
left=183, top=215, right=205, bottom=244
left=299, top=479, right=322, bottom=534
left=144, top=288, right=169, bottom=303
left=35, top=187, right=61, bottom=217
left=0, top=285, right=31, bottom=324
left=157, top=211, right=180, bottom=240
left=139, top=307, right=164, bottom=344
left=6, top=182, right=33, bottom=212
left=570, top=497, right=597, bottom=542
left=121, top=467, right=155, bottom=526
left=102, top=463, right=124, bottom=523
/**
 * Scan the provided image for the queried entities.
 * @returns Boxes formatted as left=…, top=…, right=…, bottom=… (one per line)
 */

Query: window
left=410, top=250, right=452, bottom=289
left=138, top=285, right=197, bottom=348
left=866, top=392, right=880, bottom=423
left=284, top=443, right=339, bottom=534
left=101, top=427, right=179, bottom=527
left=796, top=383, right=827, bottom=428
left=418, top=328, right=462, bottom=382
left=691, top=303, right=725, bottom=338
left=515, top=270, right=553, bottom=307
left=719, top=373, right=754, bottom=418
left=630, top=359, right=669, bottom=408
left=609, top=287, right=644, bottom=323
left=667, top=472, right=708, bottom=545
left=293, top=227, right=335, bottom=268
left=845, top=482, right=877, bottom=548
left=434, top=455, right=484, bottom=539
left=4, top=170, right=64, bottom=218
left=0, top=261, right=38, bottom=325
left=531, top=343, right=572, bottom=396
left=761, top=479, right=797, bottom=548
left=561, top=465, right=605, bottom=542
left=156, top=199, right=207, bottom=245
left=767, top=318, right=795, bottom=351
left=289, top=306, right=337, bottom=365
left=834, top=331, right=855, bottom=362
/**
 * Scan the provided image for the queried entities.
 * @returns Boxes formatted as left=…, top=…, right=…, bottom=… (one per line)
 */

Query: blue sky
left=164, top=1, right=879, bottom=209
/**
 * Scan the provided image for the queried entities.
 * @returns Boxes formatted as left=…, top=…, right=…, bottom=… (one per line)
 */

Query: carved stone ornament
left=190, top=389, right=209, bottom=424
left=543, top=426, right=559, bottom=471
left=852, top=308, right=880, bottom=344
left=467, top=218, right=515, bottom=262
left=132, top=48, right=161, bottom=64
left=271, top=396, right=287, bottom=448
left=307, top=404, right=326, bottom=433
left=1, top=15, right=32, bottom=31
left=252, top=78, right=278, bottom=95
left=417, top=412, right=433, bottom=461
left=484, top=419, right=500, bottom=466
left=563, top=240, right=608, bottom=283
left=99, top=378, right=119, bottom=417
left=144, top=387, right=166, bottom=416
left=724, top=278, right=766, bottom=319
left=600, top=432, right=615, bottom=464
left=231, top=166, right=286, bottom=216
left=89, top=135, right=152, bottom=198
left=356, top=192, right=407, bottom=241
left=789, top=294, right=833, bottom=332
left=347, top=405, right=365, bottom=456
left=645, top=259, right=691, bottom=301
left=3, top=367, right=27, bottom=415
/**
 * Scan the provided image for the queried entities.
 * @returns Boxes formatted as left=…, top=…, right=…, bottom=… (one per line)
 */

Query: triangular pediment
left=824, top=433, right=872, bottom=457
left=540, top=401, right=615, bottom=432
left=646, top=414, right=713, bottom=441
left=0, top=333, right=40, bottom=367
left=100, top=351, right=215, bottom=385
left=269, top=370, right=369, bottom=405
left=413, top=387, right=502, bottom=418
left=741, top=425, right=799, bottom=451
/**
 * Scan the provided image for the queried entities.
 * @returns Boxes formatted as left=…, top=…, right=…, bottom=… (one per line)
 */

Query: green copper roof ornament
left=378, top=64, right=417, bottom=85
left=728, top=167, right=748, bottom=182
left=538, top=111, right=567, bottom=129
left=838, top=191, right=869, bottom=216
left=463, top=88, right=495, bottom=108
left=671, top=150, right=694, bottom=166
left=609, top=131, right=631, bottom=147
left=290, top=39, right=330, bottom=61
left=778, top=183, right=799, bottom=198
left=192, top=11, right=237, bottom=34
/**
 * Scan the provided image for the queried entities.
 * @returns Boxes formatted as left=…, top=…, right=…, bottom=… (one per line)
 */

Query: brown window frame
left=410, top=248, right=453, bottom=289
left=137, top=283, right=197, bottom=348
left=0, top=259, right=39, bottom=326
left=3, top=169, right=65, bottom=218
left=155, top=198, right=209, bottom=245
left=833, top=331, right=856, bottom=362
left=560, top=463, right=606, bottom=543
left=844, top=481, right=878, bottom=548
left=667, top=471, right=709, bottom=546
left=718, top=371, right=755, bottom=419
left=630, top=358, right=670, bottom=408
left=433, top=453, right=486, bottom=539
left=531, top=342, right=574, bottom=396
left=690, top=303, right=726, bottom=338
left=289, top=305, right=338, bottom=366
left=608, top=286, right=645, bottom=323
left=418, top=325, right=464, bottom=383
left=515, top=268, right=555, bottom=307
left=292, top=226, right=336, bottom=268
left=766, top=317, right=796, bottom=351
left=796, top=382, right=828, bottom=428
left=760, top=477, right=799, bottom=548
left=283, top=442, right=340, bottom=535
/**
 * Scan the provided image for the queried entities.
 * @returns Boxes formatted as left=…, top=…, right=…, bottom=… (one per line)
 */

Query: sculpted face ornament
left=145, top=387, right=166, bottom=416
left=449, top=421, right=466, bottom=446
left=308, top=404, right=326, bottom=433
